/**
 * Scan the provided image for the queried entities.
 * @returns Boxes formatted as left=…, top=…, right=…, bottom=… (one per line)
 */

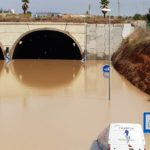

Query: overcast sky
left=1, top=0, right=150, bottom=16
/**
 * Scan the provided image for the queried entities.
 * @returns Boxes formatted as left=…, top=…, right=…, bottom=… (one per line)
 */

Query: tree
left=22, top=0, right=29, bottom=14
left=100, top=0, right=110, bottom=18
left=146, top=14, right=150, bottom=22
left=145, top=8, right=150, bottom=22
left=133, top=14, right=142, bottom=20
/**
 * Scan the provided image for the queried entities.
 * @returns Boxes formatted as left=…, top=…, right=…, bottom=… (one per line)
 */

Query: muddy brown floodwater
left=0, top=60, right=149, bottom=150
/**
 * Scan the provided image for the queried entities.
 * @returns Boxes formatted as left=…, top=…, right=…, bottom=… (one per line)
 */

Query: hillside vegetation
left=112, top=28, right=150, bottom=95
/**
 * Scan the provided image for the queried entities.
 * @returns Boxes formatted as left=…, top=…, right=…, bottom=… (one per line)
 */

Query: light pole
left=101, top=8, right=111, bottom=100
left=117, top=0, right=120, bottom=17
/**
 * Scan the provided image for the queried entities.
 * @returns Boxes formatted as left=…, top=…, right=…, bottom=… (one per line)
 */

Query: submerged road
left=0, top=60, right=149, bottom=150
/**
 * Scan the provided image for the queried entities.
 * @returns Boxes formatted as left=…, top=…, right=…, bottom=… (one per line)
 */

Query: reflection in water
left=0, top=61, right=4, bottom=74
left=12, top=60, right=82, bottom=88
left=0, top=60, right=149, bottom=150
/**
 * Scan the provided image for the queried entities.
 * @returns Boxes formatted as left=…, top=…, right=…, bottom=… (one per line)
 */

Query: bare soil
left=112, top=28, right=150, bottom=95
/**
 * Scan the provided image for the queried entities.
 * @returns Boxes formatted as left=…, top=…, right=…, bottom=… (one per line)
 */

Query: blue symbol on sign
left=124, top=130, right=130, bottom=143
left=124, top=130, right=129, bottom=136
left=102, top=65, right=110, bottom=73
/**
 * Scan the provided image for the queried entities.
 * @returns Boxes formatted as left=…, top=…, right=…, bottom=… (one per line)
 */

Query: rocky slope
left=112, top=28, right=150, bottom=95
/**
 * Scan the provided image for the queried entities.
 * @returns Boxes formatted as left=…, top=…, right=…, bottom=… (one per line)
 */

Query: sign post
left=102, top=64, right=110, bottom=100
left=143, top=112, right=150, bottom=134
left=101, top=8, right=111, bottom=101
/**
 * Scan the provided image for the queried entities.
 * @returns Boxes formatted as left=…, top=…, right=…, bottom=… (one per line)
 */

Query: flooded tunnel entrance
left=12, top=30, right=82, bottom=60
left=0, top=48, right=4, bottom=60
left=0, top=44, right=4, bottom=60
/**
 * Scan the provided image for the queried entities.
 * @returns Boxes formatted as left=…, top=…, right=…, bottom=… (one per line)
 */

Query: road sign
left=102, top=65, right=110, bottom=73
left=143, top=112, right=150, bottom=133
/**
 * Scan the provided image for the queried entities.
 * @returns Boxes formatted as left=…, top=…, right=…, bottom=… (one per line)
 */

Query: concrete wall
left=0, top=22, right=134, bottom=59
left=86, top=23, right=134, bottom=59
left=0, top=22, right=86, bottom=54
left=131, top=20, right=147, bottom=29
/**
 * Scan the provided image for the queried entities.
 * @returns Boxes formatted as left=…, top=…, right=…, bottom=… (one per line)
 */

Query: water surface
left=0, top=60, right=149, bottom=150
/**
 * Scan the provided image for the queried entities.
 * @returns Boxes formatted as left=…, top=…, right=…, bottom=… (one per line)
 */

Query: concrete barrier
left=86, top=23, right=134, bottom=59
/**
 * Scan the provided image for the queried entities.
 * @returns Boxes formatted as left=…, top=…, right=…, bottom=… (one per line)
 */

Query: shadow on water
left=11, top=60, right=82, bottom=89
left=90, top=140, right=100, bottom=150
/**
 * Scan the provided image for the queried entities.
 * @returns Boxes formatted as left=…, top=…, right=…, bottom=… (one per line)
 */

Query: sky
left=1, top=0, right=150, bottom=16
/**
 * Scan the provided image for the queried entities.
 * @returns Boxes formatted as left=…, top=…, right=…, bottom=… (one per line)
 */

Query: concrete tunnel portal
left=12, top=29, right=82, bottom=60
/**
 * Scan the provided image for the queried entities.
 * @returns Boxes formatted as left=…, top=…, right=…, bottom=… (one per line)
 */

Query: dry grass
left=0, top=14, right=125, bottom=24
left=0, top=14, right=32, bottom=22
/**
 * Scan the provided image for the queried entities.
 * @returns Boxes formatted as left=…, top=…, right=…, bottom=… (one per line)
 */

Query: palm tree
left=100, top=0, right=110, bottom=18
left=22, top=0, right=29, bottom=14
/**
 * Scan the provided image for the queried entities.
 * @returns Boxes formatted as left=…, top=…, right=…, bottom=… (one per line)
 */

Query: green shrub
left=133, top=14, right=142, bottom=20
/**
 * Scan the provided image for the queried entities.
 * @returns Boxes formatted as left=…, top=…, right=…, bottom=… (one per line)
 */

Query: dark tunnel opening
left=12, top=30, right=82, bottom=60
left=0, top=47, right=4, bottom=60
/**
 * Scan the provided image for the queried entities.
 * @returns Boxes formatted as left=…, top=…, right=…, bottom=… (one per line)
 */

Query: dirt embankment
left=112, top=28, right=150, bottom=95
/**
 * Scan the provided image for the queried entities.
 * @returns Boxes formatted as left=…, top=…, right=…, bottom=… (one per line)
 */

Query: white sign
left=146, top=114, right=150, bottom=129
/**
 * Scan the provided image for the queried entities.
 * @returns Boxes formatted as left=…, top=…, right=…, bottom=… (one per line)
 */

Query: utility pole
left=88, top=4, right=91, bottom=16
left=117, top=0, right=120, bottom=17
